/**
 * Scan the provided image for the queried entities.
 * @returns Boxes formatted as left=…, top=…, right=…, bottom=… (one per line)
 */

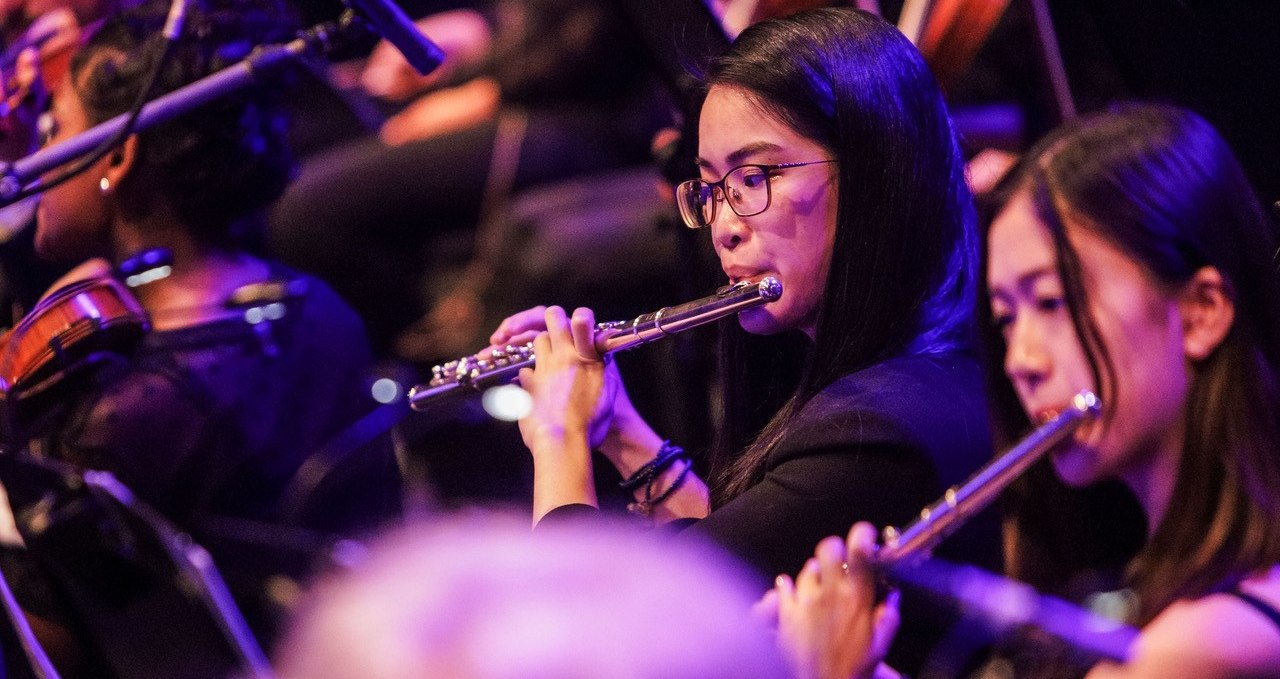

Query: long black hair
left=982, top=103, right=1280, bottom=624
left=710, top=8, right=978, bottom=503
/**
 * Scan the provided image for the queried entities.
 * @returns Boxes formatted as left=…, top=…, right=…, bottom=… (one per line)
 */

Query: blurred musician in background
left=0, top=0, right=401, bottom=668
left=275, top=514, right=793, bottom=679
left=0, top=0, right=113, bottom=314
left=774, top=103, right=1280, bottom=679
left=487, top=7, right=996, bottom=672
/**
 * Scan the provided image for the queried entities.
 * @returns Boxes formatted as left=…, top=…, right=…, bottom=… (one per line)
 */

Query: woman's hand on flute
left=492, top=304, right=707, bottom=523
left=491, top=304, right=659, bottom=469
left=488, top=304, right=550, bottom=352
left=760, top=522, right=901, bottom=679
left=501, top=305, right=617, bottom=521
left=515, top=305, right=619, bottom=449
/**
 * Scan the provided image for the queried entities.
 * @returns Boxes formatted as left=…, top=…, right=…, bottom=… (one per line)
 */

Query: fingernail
left=818, top=536, right=843, bottom=560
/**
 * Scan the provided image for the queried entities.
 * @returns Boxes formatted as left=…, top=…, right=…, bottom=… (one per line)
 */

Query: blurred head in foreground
left=275, top=514, right=790, bottom=679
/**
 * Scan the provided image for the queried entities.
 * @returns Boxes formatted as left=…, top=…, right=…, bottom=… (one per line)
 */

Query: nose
left=1004, top=314, right=1051, bottom=392
left=711, top=200, right=749, bottom=251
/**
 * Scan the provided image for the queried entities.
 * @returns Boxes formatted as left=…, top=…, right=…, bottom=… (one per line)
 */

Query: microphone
left=345, top=0, right=445, bottom=76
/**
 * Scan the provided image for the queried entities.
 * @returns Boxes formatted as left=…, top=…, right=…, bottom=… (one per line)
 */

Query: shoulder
left=807, top=352, right=984, bottom=413
left=257, top=266, right=372, bottom=366
left=277, top=268, right=367, bottom=336
left=65, top=365, right=206, bottom=450
left=774, top=352, right=989, bottom=465
left=1095, top=569, right=1280, bottom=679
left=296, top=271, right=372, bottom=358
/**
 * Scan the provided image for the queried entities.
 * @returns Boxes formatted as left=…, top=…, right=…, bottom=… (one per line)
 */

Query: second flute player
left=772, top=105, right=1280, bottom=679
left=486, top=9, right=996, bottom=673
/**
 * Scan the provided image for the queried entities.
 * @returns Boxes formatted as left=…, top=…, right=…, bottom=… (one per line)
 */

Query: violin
left=0, top=275, right=148, bottom=402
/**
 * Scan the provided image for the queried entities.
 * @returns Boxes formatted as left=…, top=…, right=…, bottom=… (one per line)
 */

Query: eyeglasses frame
left=676, top=159, right=837, bottom=229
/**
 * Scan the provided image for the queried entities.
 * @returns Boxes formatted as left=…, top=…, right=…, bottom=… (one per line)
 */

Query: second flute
left=408, top=277, right=783, bottom=411
left=878, top=390, right=1102, bottom=565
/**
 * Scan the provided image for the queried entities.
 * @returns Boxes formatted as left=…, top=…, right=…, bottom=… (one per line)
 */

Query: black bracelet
left=618, top=440, right=686, bottom=492
left=628, top=457, right=693, bottom=518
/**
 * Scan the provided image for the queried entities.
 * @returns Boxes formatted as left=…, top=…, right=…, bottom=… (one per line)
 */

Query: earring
left=99, top=177, right=111, bottom=194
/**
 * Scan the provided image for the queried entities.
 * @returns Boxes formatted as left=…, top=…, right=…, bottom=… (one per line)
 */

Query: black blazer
left=686, top=351, right=1000, bottom=584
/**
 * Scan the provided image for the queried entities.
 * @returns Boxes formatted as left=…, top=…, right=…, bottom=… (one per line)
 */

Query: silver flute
left=408, top=277, right=783, bottom=411
left=879, top=389, right=1101, bottom=566
left=866, top=391, right=1137, bottom=662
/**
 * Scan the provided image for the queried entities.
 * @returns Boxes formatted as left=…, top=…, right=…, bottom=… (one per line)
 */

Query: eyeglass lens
left=677, top=165, right=772, bottom=228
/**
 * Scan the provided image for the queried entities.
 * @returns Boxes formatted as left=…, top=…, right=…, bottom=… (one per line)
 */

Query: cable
left=5, top=0, right=188, bottom=203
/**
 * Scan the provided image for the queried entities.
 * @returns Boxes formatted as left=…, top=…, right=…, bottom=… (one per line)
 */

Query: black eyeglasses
left=674, top=160, right=836, bottom=229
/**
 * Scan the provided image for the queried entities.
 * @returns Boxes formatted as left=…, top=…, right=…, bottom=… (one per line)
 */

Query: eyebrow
left=695, top=141, right=785, bottom=170
left=989, top=265, right=1058, bottom=295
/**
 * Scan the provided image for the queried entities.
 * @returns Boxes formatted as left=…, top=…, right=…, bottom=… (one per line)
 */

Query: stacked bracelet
left=618, top=440, right=686, bottom=492
left=621, top=441, right=692, bottom=518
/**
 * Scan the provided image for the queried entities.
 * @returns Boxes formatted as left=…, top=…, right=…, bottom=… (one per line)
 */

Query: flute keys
left=881, top=525, right=900, bottom=549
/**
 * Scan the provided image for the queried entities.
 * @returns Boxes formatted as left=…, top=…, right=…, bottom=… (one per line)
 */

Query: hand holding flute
left=455, top=279, right=781, bottom=523
left=760, top=523, right=902, bottom=679
left=488, top=304, right=707, bottom=524
left=764, top=393, right=1120, bottom=679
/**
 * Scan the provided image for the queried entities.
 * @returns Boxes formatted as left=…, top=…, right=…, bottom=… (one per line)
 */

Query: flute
left=879, top=390, right=1101, bottom=566
left=874, top=392, right=1137, bottom=663
left=865, top=392, right=1136, bottom=661
left=408, top=277, right=783, bottom=411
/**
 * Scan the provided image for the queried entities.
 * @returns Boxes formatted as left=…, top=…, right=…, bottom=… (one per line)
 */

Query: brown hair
left=982, top=104, right=1280, bottom=623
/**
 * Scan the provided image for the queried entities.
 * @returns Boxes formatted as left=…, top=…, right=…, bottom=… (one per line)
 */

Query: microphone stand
left=0, top=7, right=388, bottom=205
left=0, top=561, right=61, bottom=678
left=81, top=471, right=274, bottom=679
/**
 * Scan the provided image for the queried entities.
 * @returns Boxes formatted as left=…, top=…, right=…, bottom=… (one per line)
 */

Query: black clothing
left=544, top=352, right=998, bottom=580
left=543, top=351, right=1000, bottom=676
left=686, top=352, right=998, bottom=582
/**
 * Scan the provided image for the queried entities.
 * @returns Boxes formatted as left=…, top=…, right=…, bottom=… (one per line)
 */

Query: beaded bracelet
left=627, top=457, right=693, bottom=518
left=618, top=440, right=686, bottom=492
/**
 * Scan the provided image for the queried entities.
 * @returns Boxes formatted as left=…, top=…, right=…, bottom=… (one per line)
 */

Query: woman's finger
left=794, top=557, right=821, bottom=599
left=490, top=305, right=548, bottom=345
left=845, top=522, right=879, bottom=609
left=871, top=590, right=901, bottom=659
left=527, top=332, right=551, bottom=378
left=570, top=307, right=599, bottom=360
left=819, top=532, right=849, bottom=586
left=544, top=306, right=571, bottom=353
left=775, top=573, right=796, bottom=602
left=752, top=588, right=781, bottom=627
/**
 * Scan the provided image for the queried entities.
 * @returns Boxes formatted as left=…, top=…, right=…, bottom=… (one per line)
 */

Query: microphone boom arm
left=0, top=9, right=437, bottom=204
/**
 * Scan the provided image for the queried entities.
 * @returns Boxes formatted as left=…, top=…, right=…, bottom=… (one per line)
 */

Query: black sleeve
left=61, top=370, right=224, bottom=525
left=683, top=409, right=942, bottom=588
left=534, top=503, right=602, bottom=529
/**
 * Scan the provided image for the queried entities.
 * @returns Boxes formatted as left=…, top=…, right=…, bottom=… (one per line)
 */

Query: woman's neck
left=113, top=223, right=269, bottom=330
left=1121, top=411, right=1187, bottom=540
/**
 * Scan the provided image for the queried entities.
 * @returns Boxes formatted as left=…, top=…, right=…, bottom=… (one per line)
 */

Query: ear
left=102, top=134, right=139, bottom=188
left=1178, top=266, right=1235, bottom=361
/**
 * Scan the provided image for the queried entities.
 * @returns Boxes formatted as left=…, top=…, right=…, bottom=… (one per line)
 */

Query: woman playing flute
left=488, top=7, right=996, bottom=670
left=778, top=104, right=1280, bottom=679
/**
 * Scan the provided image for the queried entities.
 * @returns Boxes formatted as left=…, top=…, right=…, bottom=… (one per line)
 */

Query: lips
left=723, top=267, right=770, bottom=285
left=1033, top=408, right=1062, bottom=425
